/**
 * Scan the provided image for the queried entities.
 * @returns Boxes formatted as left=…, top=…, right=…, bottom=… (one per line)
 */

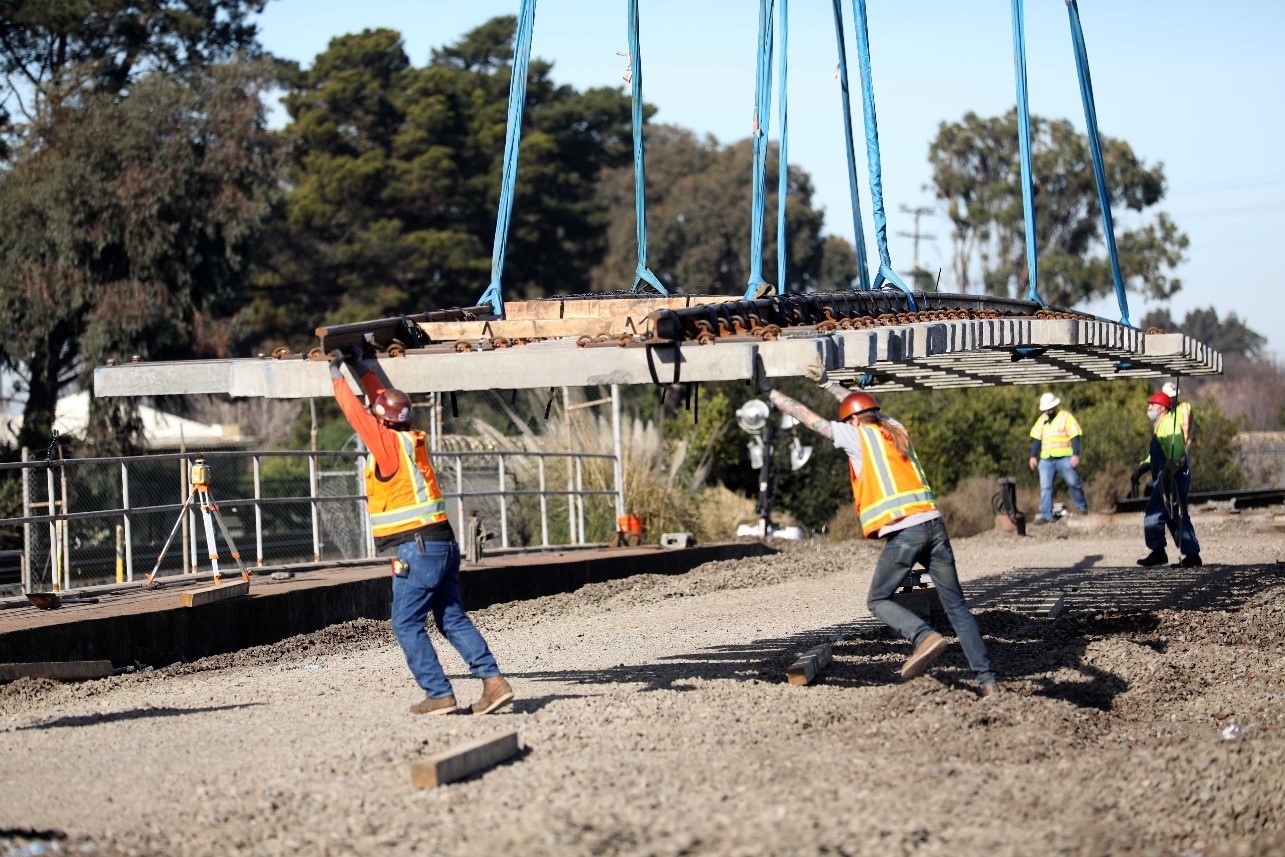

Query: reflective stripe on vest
left=851, top=424, right=938, bottom=538
left=365, top=430, right=448, bottom=538
left=1030, top=410, right=1080, bottom=458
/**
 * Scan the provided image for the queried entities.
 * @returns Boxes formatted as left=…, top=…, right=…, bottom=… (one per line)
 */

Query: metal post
left=184, top=458, right=196, bottom=574
left=58, top=461, right=70, bottom=589
left=308, top=451, right=321, bottom=562
left=253, top=455, right=264, bottom=565
left=611, top=384, right=625, bottom=520
left=21, top=448, right=30, bottom=591
left=574, top=456, right=585, bottom=544
left=121, top=461, right=133, bottom=581
left=46, top=466, right=56, bottom=590
left=537, top=456, right=549, bottom=547
left=563, top=387, right=574, bottom=543
left=454, top=456, right=464, bottom=535
left=497, top=453, right=509, bottom=549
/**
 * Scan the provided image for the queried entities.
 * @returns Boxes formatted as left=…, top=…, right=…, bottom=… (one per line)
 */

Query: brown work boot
left=409, top=694, right=457, bottom=716
left=900, top=631, right=949, bottom=680
left=981, top=681, right=1004, bottom=698
left=471, top=675, right=514, bottom=715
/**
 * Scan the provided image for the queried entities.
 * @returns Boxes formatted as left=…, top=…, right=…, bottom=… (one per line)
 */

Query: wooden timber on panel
left=95, top=317, right=1221, bottom=399
left=410, top=731, right=521, bottom=788
left=0, top=660, right=113, bottom=683
left=180, top=580, right=249, bottom=608
left=787, top=643, right=833, bottom=686
left=416, top=295, right=733, bottom=341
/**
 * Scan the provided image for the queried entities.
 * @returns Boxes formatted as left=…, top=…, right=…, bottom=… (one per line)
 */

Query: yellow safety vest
left=364, top=430, right=448, bottom=539
left=1030, top=410, right=1082, bottom=459
left=850, top=424, right=938, bottom=538
left=1153, top=411, right=1187, bottom=464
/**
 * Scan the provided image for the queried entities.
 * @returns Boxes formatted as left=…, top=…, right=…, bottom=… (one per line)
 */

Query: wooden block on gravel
left=787, top=643, right=833, bottom=686
left=0, top=660, right=113, bottom=683
left=180, top=581, right=249, bottom=608
left=411, top=731, right=521, bottom=788
left=1035, top=594, right=1066, bottom=618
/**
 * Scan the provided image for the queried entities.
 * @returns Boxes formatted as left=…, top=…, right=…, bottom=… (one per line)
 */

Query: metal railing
left=0, top=445, right=621, bottom=593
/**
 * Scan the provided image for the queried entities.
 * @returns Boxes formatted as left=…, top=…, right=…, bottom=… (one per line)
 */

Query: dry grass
left=691, top=485, right=758, bottom=542
left=469, top=390, right=700, bottom=543
left=827, top=476, right=1042, bottom=541
left=1085, top=460, right=1133, bottom=513
left=937, top=476, right=1004, bottom=538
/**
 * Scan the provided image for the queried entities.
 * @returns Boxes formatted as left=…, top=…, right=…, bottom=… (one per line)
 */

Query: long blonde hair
left=857, top=411, right=911, bottom=460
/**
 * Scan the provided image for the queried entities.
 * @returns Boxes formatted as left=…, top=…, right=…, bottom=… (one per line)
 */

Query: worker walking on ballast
left=1137, top=390, right=1201, bottom=568
left=1028, top=392, right=1088, bottom=524
left=330, top=349, right=514, bottom=715
left=766, top=369, right=1001, bottom=696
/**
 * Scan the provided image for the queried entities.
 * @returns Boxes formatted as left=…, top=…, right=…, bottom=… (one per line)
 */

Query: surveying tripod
left=146, top=458, right=247, bottom=587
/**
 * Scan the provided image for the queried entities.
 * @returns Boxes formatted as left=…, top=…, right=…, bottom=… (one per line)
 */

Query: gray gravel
left=1, top=509, right=1283, bottom=857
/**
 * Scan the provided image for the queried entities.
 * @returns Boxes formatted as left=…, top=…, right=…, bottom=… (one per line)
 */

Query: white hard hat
left=1161, top=381, right=1178, bottom=398
left=1038, top=392, right=1060, bottom=411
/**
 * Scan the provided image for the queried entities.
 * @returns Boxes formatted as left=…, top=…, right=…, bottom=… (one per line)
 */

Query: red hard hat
left=1148, top=391, right=1172, bottom=409
left=373, top=389, right=412, bottom=424
left=839, top=391, right=879, bottom=421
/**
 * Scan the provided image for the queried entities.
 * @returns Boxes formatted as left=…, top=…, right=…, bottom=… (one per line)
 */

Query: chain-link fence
left=0, top=446, right=621, bottom=594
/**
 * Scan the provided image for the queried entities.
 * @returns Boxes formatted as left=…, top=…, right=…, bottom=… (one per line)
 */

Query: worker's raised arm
left=766, top=389, right=834, bottom=439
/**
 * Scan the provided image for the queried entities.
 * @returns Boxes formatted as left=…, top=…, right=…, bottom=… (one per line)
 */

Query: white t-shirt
left=830, top=418, right=941, bottom=538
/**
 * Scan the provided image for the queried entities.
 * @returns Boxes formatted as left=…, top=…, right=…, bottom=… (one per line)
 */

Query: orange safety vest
left=364, top=430, right=448, bottom=539
left=849, top=423, right=938, bottom=538
left=1029, top=410, right=1081, bottom=459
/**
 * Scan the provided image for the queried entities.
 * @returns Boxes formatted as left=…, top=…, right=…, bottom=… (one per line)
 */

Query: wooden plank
left=410, top=731, right=521, bottom=789
left=0, top=660, right=113, bottom=683
left=180, top=580, right=249, bottom=608
left=786, top=643, right=833, bottom=686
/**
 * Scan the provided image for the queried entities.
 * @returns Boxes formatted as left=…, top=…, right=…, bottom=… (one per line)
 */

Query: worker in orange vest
left=768, top=370, right=1001, bottom=697
left=331, top=350, right=513, bottom=716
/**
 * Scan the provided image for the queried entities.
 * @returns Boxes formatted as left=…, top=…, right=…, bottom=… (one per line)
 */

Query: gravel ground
left=2, top=508, right=1283, bottom=857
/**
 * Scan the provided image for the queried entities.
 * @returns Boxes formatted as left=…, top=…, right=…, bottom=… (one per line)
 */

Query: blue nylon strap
left=829, top=0, right=871, bottom=291
left=478, top=0, right=539, bottom=320
left=1010, top=0, right=1045, bottom=307
left=775, top=0, right=789, bottom=292
left=850, top=0, right=915, bottom=309
left=743, top=0, right=775, bottom=300
left=1066, top=0, right=1129, bottom=326
left=627, top=0, right=667, bottom=296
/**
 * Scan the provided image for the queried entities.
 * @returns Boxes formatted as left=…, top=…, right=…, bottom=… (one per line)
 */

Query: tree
left=1140, top=306, right=1266, bottom=361
left=929, top=110, right=1188, bottom=308
left=0, top=61, right=283, bottom=452
left=590, top=124, right=846, bottom=295
left=247, top=19, right=636, bottom=351
left=0, top=0, right=268, bottom=143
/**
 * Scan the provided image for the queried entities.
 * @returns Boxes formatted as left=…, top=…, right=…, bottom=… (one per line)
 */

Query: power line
left=897, top=205, right=936, bottom=274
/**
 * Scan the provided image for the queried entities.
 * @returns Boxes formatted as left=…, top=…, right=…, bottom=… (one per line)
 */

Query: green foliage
left=0, top=60, right=284, bottom=452
left=1187, top=398, right=1244, bottom=493
left=590, top=125, right=844, bottom=294
left=1141, top=306, right=1266, bottom=360
left=247, top=19, right=636, bottom=352
left=929, top=110, right=1187, bottom=307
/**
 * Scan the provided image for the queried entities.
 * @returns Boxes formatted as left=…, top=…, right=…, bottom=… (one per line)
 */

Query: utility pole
left=897, top=204, right=937, bottom=274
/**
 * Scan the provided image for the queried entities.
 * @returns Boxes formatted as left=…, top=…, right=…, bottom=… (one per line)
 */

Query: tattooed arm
left=767, top=389, right=834, bottom=439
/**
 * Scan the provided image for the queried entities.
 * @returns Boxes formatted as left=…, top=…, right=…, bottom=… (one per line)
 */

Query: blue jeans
left=389, top=538, right=500, bottom=699
left=868, top=519, right=997, bottom=688
left=1038, top=456, right=1087, bottom=521
left=1144, top=467, right=1200, bottom=557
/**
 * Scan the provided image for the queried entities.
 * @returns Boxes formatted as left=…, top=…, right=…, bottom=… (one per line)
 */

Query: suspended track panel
left=94, top=317, right=1219, bottom=400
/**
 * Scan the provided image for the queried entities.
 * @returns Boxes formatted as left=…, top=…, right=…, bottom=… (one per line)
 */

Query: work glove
left=328, top=349, right=346, bottom=379
left=754, top=355, right=772, bottom=396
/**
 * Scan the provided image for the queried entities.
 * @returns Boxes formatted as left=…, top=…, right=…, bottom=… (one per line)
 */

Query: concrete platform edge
left=0, top=542, right=775, bottom=670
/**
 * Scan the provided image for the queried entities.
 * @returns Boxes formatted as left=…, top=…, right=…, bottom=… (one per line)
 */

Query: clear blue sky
left=255, top=0, right=1285, bottom=360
